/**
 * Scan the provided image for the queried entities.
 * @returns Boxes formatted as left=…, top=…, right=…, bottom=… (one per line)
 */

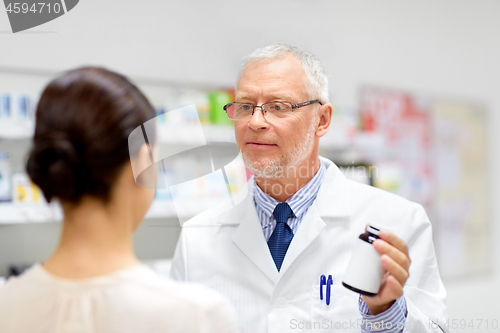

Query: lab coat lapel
left=278, top=203, right=325, bottom=276
left=278, top=158, right=353, bottom=277
left=314, top=158, right=353, bottom=219
left=230, top=185, right=279, bottom=284
left=230, top=158, right=352, bottom=284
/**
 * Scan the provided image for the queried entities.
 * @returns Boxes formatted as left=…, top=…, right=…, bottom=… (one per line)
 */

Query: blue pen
left=326, top=275, right=333, bottom=305
left=320, top=275, right=326, bottom=300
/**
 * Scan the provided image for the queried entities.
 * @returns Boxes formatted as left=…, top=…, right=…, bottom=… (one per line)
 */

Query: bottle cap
left=367, top=223, right=383, bottom=236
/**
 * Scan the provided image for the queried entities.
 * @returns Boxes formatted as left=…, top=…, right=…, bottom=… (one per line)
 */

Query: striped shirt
left=253, top=162, right=326, bottom=241
left=359, top=295, right=407, bottom=333
left=253, top=159, right=407, bottom=333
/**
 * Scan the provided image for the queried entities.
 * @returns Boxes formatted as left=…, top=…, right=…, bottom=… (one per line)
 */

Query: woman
left=0, top=67, right=237, bottom=333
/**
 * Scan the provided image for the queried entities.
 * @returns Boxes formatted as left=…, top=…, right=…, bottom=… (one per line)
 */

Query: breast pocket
left=310, top=284, right=362, bottom=332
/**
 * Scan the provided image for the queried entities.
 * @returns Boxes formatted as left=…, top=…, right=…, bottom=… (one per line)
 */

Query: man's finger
left=373, top=239, right=411, bottom=272
left=378, top=230, right=409, bottom=257
left=381, top=254, right=410, bottom=286
left=383, top=275, right=404, bottom=300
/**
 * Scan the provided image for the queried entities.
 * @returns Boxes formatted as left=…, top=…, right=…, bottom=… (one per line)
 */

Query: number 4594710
left=6, top=3, right=63, bottom=14
left=442, top=319, right=498, bottom=330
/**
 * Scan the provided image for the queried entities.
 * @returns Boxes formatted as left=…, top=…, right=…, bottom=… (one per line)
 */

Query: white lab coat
left=171, top=157, right=449, bottom=333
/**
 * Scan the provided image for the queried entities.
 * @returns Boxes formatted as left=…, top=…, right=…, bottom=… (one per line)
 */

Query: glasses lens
left=226, top=103, right=253, bottom=120
left=263, top=102, right=292, bottom=119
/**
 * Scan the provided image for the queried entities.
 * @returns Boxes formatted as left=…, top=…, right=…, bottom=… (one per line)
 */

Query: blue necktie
left=268, top=202, right=294, bottom=272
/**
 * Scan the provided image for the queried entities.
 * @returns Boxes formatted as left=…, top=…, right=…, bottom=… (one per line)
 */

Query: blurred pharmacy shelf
left=157, top=124, right=236, bottom=144
left=0, top=121, right=236, bottom=144
left=0, top=198, right=225, bottom=225
left=0, top=202, right=54, bottom=224
left=0, top=120, right=34, bottom=140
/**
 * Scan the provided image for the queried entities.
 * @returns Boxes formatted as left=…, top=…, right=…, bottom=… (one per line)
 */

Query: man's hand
left=362, top=230, right=411, bottom=315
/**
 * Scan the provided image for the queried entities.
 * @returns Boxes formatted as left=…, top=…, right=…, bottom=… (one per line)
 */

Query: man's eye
left=240, top=104, right=252, bottom=111
left=270, top=103, right=285, bottom=111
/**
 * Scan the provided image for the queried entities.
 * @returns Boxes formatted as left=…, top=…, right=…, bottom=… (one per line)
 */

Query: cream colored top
left=0, top=263, right=237, bottom=333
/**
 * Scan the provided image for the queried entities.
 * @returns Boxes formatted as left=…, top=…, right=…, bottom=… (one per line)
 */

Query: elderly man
left=171, top=43, right=448, bottom=333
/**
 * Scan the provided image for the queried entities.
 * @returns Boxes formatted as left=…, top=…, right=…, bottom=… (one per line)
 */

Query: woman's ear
left=130, top=143, right=157, bottom=190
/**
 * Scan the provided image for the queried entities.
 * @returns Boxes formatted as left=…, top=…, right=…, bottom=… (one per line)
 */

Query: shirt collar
left=253, top=162, right=326, bottom=221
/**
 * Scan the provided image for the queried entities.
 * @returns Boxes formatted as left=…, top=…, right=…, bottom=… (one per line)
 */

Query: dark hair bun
left=27, top=133, right=83, bottom=202
left=26, top=67, right=155, bottom=203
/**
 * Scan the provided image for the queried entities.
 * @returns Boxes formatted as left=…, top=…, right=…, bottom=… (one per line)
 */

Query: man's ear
left=315, top=103, right=333, bottom=138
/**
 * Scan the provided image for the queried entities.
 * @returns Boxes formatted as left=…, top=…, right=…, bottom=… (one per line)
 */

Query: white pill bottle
left=342, top=224, right=384, bottom=296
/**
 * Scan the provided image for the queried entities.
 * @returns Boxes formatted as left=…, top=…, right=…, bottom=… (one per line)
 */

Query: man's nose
left=248, top=106, right=269, bottom=131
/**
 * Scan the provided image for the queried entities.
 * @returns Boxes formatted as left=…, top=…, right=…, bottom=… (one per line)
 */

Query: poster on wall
left=359, top=87, right=434, bottom=210
left=432, top=101, right=490, bottom=278
left=359, top=86, right=491, bottom=279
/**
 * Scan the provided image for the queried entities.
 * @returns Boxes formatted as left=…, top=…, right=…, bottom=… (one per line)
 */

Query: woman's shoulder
left=95, top=265, right=238, bottom=332
left=0, top=264, right=45, bottom=296
left=0, top=264, right=237, bottom=333
left=0, top=264, right=52, bottom=320
left=123, top=265, right=232, bottom=308
left=0, top=263, right=229, bottom=309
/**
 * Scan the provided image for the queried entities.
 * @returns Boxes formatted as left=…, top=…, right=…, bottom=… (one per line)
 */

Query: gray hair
left=237, top=42, right=329, bottom=103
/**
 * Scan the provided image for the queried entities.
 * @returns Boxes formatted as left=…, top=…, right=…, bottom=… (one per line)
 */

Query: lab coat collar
left=220, top=157, right=352, bottom=224
left=277, top=202, right=326, bottom=277
left=231, top=187, right=280, bottom=283
left=229, top=156, right=353, bottom=284
left=315, top=156, right=353, bottom=219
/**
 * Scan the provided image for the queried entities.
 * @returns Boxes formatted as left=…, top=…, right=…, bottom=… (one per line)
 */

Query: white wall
left=1, top=1, right=499, bottom=331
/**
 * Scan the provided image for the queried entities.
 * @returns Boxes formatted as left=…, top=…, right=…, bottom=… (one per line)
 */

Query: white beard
left=243, top=118, right=317, bottom=179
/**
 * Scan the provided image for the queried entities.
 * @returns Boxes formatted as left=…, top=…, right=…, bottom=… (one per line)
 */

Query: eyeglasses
left=223, top=99, right=322, bottom=121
